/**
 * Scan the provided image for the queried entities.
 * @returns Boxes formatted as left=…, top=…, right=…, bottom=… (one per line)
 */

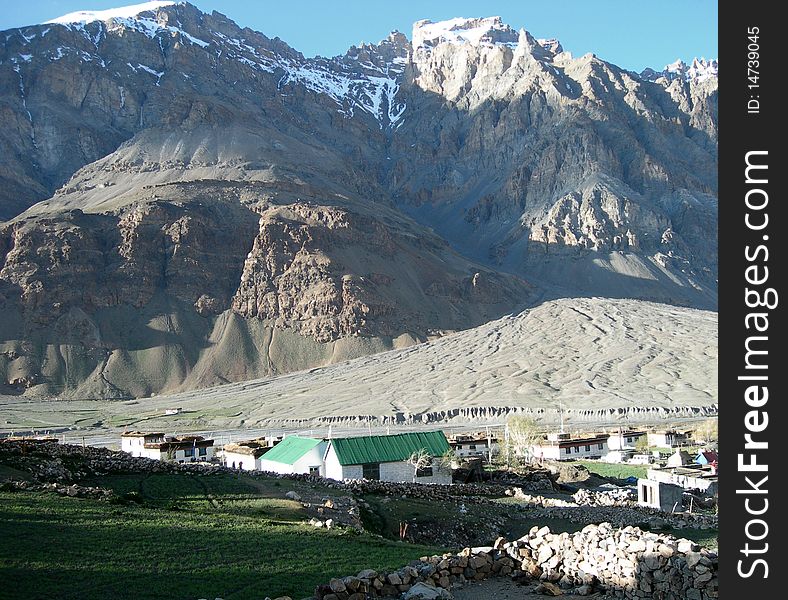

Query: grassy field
left=0, top=473, right=441, bottom=600
left=572, top=460, right=649, bottom=480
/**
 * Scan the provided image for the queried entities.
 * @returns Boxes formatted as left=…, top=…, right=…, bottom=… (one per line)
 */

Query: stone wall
left=306, top=523, right=717, bottom=600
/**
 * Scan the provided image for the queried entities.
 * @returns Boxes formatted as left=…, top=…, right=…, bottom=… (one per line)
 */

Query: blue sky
left=1, top=1, right=718, bottom=72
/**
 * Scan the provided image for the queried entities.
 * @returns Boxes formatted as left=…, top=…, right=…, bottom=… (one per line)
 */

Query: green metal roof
left=331, top=431, right=450, bottom=466
left=259, top=436, right=322, bottom=465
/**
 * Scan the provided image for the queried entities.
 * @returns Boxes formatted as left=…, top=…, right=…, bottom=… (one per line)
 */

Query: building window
left=198, top=447, right=207, bottom=456
left=184, top=448, right=195, bottom=457
left=362, top=463, right=380, bottom=480
left=585, top=445, right=591, bottom=452
left=309, top=466, right=319, bottom=476
left=468, top=445, right=476, bottom=450
left=598, top=443, right=604, bottom=450
left=416, top=462, right=433, bottom=478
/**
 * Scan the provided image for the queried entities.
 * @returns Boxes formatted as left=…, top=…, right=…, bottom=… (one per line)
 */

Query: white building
left=257, top=436, right=327, bottom=476
left=323, top=431, right=452, bottom=484
left=223, top=437, right=282, bottom=471
left=647, top=430, right=692, bottom=448
left=647, top=466, right=718, bottom=496
left=603, top=449, right=635, bottom=464
left=666, top=449, right=693, bottom=467
left=637, top=479, right=684, bottom=512
left=530, top=432, right=609, bottom=461
left=606, top=430, right=647, bottom=451
left=449, top=433, right=499, bottom=460
left=121, top=431, right=215, bottom=463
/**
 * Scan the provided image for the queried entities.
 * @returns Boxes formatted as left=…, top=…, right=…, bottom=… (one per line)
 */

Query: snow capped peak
left=687, top=57, right=718, bottom=82
left=537, top=38, right=563, bottom=56
left=412, top=16, right=519, bottom=49
left=641, top=57, right=718, bottom=84
left=45, top=1, right=176, bottom=25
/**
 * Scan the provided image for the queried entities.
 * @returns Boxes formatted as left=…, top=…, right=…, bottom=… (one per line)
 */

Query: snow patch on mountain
left=412, top=16, right=519, bottom=50
left=45, top=1, right=176, bottom=24
left=641, top=57, right=718, bottom=83
left=46, top=1, right=209, bottom=48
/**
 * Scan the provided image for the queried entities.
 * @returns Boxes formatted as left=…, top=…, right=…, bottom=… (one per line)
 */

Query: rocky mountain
left=0, top=2, right=717, bottom=399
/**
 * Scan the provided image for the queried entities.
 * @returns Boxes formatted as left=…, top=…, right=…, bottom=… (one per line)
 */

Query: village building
left=602, top=449, right=636, bottom=464
left=257, top=436, right=327, bottom=475
left=530, top=432, right=609, bottom=461
left=647, top=430, right=692, bottom=448
left=606, top=430, right=647, bottom=451
left=637, top=479, right=684, bottom=512
left=695, top=450, right=718, bottom=467
left=323, top=431, right=452, bottom=484
left=666, top=449, right=693, bottom=467
left=222, top=437, right=282, bottom=471
left=121, top=431, right=215, bottom=463
left=628, top=453, right=655, bottom=465
left=647, top=465, right=718, bottom=496
left=448, top=433, right=498, bottom=460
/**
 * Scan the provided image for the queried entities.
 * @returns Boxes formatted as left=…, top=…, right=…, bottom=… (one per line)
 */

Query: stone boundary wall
left=305, top=523, right=717, bottom=600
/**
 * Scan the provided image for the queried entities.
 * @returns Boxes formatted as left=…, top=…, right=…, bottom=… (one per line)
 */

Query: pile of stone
left=573, top=487, right=636, bottom=506
left=506, top=488, right=576, bottom=507
left=499, top=523, right=717, bottom=599
left=311, top=547, right=516, bottom=600
left=524, top=503, right=718, bottom=532
left=304, top=523, right=717, bottom=600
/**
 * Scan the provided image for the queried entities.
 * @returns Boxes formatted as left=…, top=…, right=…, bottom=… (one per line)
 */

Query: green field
left=572, top=460, right=649, bottom=480
left=0, top=473, right=441, bottom=600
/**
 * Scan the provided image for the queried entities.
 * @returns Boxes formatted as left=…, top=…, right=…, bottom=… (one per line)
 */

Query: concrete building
left=637, top=479, right=684, bottom=512
left=323, top=431, right=452, bottom=484
left=606, top=430, right=647, bottom=451
left=222, top=437, right=282, bottom=471
left=530, top=432, right=609, bottom=461
left=257, top=436, right=327, bottom=476
left=647, top=430, right=692, bottom=448
left=695, top=451, right=718, bottom=466
left=666, top=449, right=693, bottom=467
left=602, top=449, right=635, bottom=464
left=121, top=431, right=215, bottom=463
left=647, top=466, right=718, bottom=496
left=448, top=433, right=498, bottom=460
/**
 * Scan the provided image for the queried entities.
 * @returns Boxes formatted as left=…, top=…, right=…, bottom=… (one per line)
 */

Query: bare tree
left=407, top=448, right=433, bottom=483
left=506, top=416, right=542, bottom=464
left=694, top=419, right=718, bottom=445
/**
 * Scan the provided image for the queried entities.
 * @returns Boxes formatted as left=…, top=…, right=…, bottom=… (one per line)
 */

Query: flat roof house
left=647, top=430, right=692, bottom=448
left=121, top=431, right=215, bottom=463
left=606, top=430, right=646, bottom=451
left=257, top=436, right=327, bottom=476
left=448, top=433, right=499, bottom=460
left=637, top=479, right=684, bottom=512
left=323, top=431, right=452, bottom=484
left=223, top=438, right=281, bottom=471
left=530, top=432, right=609, bottom=461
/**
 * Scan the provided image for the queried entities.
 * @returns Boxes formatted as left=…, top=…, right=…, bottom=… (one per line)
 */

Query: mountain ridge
left=0, top=2, right=718, bottom=401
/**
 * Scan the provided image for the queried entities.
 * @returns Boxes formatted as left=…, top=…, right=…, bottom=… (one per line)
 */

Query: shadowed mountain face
left=0, top=3, right=717, bottom=399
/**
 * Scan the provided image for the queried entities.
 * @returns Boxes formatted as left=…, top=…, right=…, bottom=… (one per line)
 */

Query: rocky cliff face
left=0, top=3, right=717, bottom=398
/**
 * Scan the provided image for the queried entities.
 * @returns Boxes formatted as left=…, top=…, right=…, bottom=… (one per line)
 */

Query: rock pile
left=499, top=523, right=717, bottom=599
left=573, top=487, right=636, bottom=506
left=305, top=523, right=717, bottom=599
